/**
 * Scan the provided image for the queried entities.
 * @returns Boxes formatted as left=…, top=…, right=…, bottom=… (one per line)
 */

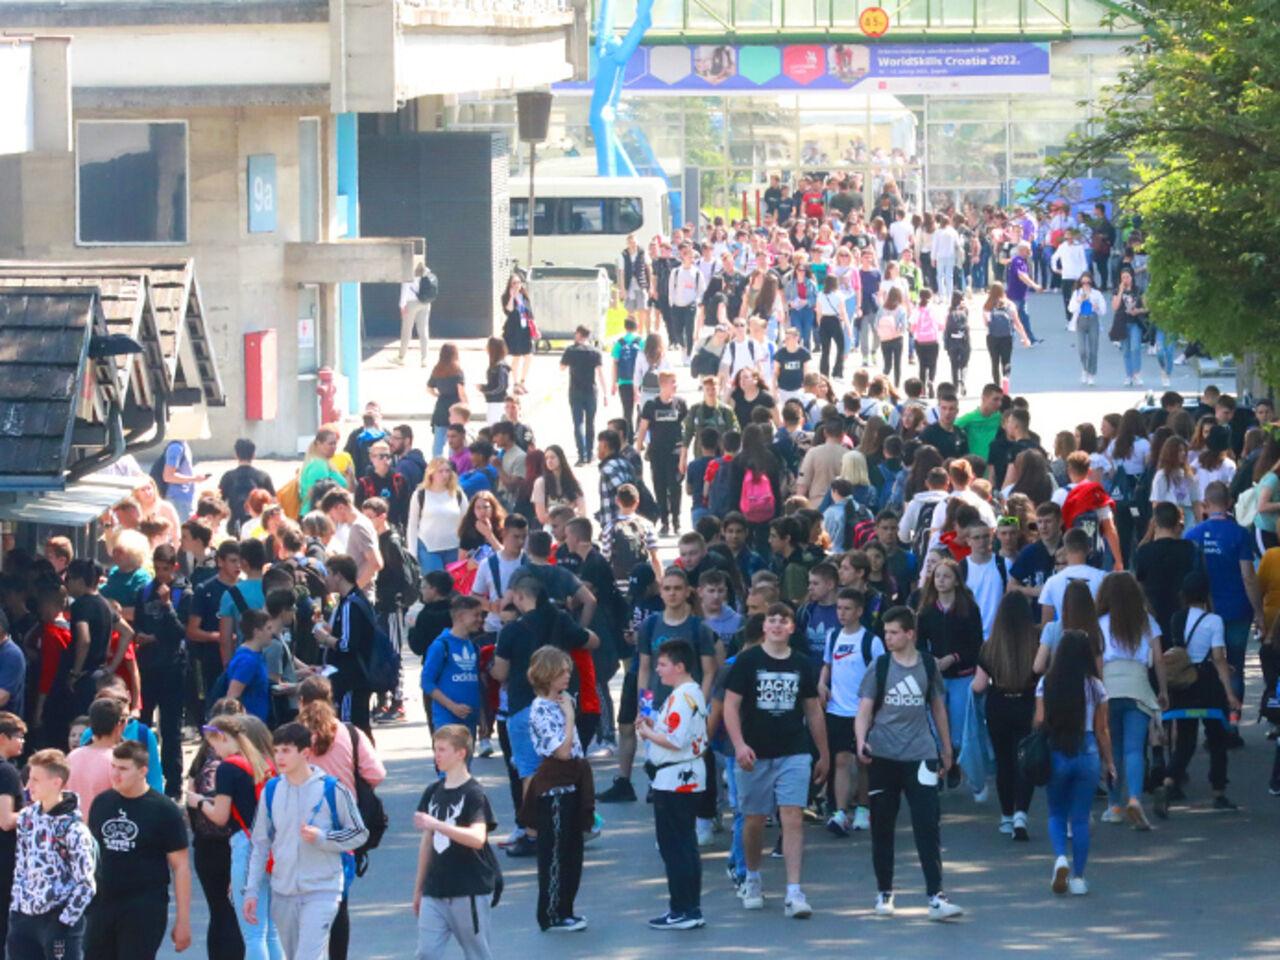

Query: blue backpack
left=705, top=456, right=735, bottom=516
left=263, top=774, right=356, bottom=892
left=615, top=336, right=641, bottom=382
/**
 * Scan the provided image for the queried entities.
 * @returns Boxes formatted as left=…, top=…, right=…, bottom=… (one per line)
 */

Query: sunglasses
left=996, top=516, right=1021, bottom=528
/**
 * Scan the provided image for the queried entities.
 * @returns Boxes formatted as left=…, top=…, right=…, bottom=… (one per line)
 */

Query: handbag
left=1163, top=609, right=1208, bottom=691
left=1016, top=728, right=1053, bottom=787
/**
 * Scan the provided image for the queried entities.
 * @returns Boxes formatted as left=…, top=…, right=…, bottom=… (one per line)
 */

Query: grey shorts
left=624, top=280, right=647, bottom=311
left=735, top=753, right=812, bottom=815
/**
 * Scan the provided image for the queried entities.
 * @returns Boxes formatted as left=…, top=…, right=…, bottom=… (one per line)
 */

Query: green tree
left=1045, top=0, right=1280, bottom=381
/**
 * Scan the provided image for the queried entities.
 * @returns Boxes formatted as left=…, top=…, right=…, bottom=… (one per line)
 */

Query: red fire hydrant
left=316, top=367, right=340, bottom=426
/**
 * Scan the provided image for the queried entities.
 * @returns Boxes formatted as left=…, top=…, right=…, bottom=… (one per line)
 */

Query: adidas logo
left=882, top=674, right=924, bottom=708
left=453, top=647, right=477, bottom=671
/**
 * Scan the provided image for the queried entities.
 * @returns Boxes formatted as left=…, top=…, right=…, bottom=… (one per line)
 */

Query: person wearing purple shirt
left=1005, top=241, right=1044, bottom=345
left=446, top=424, right=473, bottom=476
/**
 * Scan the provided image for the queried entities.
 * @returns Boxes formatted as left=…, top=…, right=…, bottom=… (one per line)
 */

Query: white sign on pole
left=0, top=41, right=34, bottom=157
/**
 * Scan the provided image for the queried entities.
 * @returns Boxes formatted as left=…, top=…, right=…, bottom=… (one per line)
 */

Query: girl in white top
left=633, top=334, right=674, bottom=410
left=406, top=456, right=467, bottom=571
left=1193, top=425, right=1236, bottom=497
left=1150, top=435, right=1203, bottom=525
left=1104, top=409, right=1151, bottom=479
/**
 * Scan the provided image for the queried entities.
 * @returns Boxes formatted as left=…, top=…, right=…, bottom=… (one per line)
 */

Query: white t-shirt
left=889, top=220, right=914, bottom=257
left=1050, top=483, right=1113, bottom=521
left=1036, top=675, right=1108, bottom=731
left=1098, top=612, right=1160, bottom=666
left=1177, top=606, right=1226, bottom=664
left=824, top=627, right=885, bottom=718
left=1106, top=437, right=1150, bottom=477
left=1151, top=470, right=1201, bottom=508
left=648, top=680, right=708, bottom=792
left=1194, top=458, right=1236, bottom=497
left=1039, top=564, right=1107, bottom=619
left=720, top=339, right=765, bottom=381
left=963, top=555, right=1006, bottom=638
left=932, top=226, right=960, bottom=260
left=471, top=552, right=527, bottom=632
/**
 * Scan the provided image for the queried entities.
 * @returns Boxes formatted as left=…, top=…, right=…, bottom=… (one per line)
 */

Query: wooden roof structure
left=0, top=286, right=121, bottom=487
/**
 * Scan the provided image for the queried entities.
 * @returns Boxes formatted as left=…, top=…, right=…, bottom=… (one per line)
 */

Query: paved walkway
left=161, top=291, right=1265, bottom=960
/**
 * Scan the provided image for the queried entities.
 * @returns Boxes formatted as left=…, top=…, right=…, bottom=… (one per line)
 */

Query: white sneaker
left=784, top=892, right=812, bottom=919
left=1081, top=371, right=1089, bottom=384
left=1100, top=806, right=1125, bottom=824
left=1068, top=876, right=1089, bottom=896
left=1087, top=374, right=1096, bottom=386
left=928, top=894, right=963, bottom=921
left=1013, top=811, right=1029, bottom=842
left=1162, top=374, right=1171, bottom=387
left=852, top=806, right=871, bottom=831
left=476, top=738, right=495, bottom=758
left=1123, top=376, right=1132, bottom=386
left=1133, top=374, right=1144, bottom=386
left=999, top=816, right=1014, bottom=836
left=741, top=877, right=764, bottom=910
left=1052, top=855, right=1070, bottom=894
left=695, top=818, right=714, bottom=846
left=972, top=786, right=989, bottom=804
left=874, top=892, right=895, bottom=917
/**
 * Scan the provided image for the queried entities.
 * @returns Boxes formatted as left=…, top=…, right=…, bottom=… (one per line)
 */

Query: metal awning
left=0, top=476, right=134, bottom=526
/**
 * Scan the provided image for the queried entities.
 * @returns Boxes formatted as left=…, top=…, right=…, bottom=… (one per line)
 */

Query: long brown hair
left=1059, top=580, right=1103, bottom=657
left=1110, top=408, right=1147, bottom=462
left=1156, top=434, right=1191, bottom=481
left=297, top=675, right=339, bottom=756
left=486, top=336, right=507, bottom=368
left=430, top=342, right=462, bottom=381
left=917, top=557, right=975, bottom=620
left=1095, top=571, right=1150, bottom=653
left=458, top=490, right=507, bottom=544
left=982, top=592, right=1038, bottom=690
left=983, top=280, right=1007, bottom=313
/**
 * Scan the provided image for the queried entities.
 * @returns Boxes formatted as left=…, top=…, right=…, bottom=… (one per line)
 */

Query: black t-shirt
left=560, top=343, right=602, bottom=396
left=417, top=777, right=498, bottom=898
left=1134, top=537, right=1200, bottom=640
left=428, top=374, right=465, bottom=427
left=218, top=464, right=275, bottom=527
left=731, top=390, right=776, bottom=433
left=69, top=593, right=113, bottom=672
left=773, top=347, right=810, bottom=392
left=0, top=759, right=21, bottom=877
left=496, top=607, right=590, bottom=714
left=214, top=759, right=259, bottom=830
left=640, top=397, right=688, bottom=453
left=88, top=788, right=188, bottom=899
left=918, top=422, right=968, bottom=459
left=724, top=643, right=818, bottom=758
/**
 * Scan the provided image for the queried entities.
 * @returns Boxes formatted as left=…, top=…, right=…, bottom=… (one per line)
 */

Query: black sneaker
left=649, top=910, right=705, bottom=930
left=597, top=776, right=637, bottom=803
left=1268, top=784, right=1280, bottom=797
left=659, top=523, right=671, bottom=537
left=1153, top=785, right=1169, bottom=820
left=946, top=766, right=962, bottom=790
left=1212, top=795, right=1239, bottom=811
left=544, top=916, right=588, bottom=932
left=505, top=835, right=537, bottom=858
left=1227, top=732, right=1246, bottom=750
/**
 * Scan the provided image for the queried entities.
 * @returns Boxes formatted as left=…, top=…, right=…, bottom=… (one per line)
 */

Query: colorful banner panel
left=556, top=42, right=1051, bottom=95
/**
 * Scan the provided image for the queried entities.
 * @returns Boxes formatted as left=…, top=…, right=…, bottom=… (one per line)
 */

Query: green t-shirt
left=299, top=457, right=347, bottom=506
left=955, top=409, right=1002, bottom=461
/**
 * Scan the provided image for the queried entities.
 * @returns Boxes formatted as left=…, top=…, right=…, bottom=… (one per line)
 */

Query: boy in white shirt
left=820, top=588, right=884, bottom=836
left=959, top=522, right=1006, bottom=639
left=1038, top=528, right=1107, bottom=625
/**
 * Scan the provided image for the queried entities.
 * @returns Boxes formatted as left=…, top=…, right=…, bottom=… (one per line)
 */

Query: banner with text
left=556, top=42, right=1051, bottom=96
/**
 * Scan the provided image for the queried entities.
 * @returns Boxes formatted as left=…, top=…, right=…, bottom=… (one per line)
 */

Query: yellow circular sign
left=859, top=6, right=890, bottom=37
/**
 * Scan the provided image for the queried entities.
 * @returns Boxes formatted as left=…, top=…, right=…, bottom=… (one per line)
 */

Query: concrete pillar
left=335, top=112, right=361, bottom=414
left=30, top=36, right=71, bottom=153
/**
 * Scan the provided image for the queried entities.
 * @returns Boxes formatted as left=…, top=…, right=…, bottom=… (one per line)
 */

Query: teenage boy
left=131, top=544, right=188, bottom=798
left=226, top=609, right=274, bottom=723
left=795, top=563, right=841, bottom=671
left=413, top=724, right=499, bottom=960
left=315, top=555, right=379, bottom=735
left=959, top=521, right=1005, bottom=639
left=421, top=596, right=486, bottom=739
left=1009, top=501, right=1063, bottom=609
left=0, top=712, right=25, bottom=948
left=320, top=489, right=384, bottom=593
left=723, top=604, right=829, bottom=918
left=696, top=570, right=742, bottom=656
left=855, top=606, right=962, bottom=920
left=470, top=514, right=530, bottom=637
left=637, top=639, right=709, bottom=930
left=63, top=559, right=115, bottom=716
left=243, top=723, right=369, bottom=960
left=66, top=697, right=126, bottom=814
left=560, top=325, right=607, bottom=466
left=1133, top=502, right=1198, bottom=638
left=85, top=741, right=191, bottom=959
left=954, top=383, right=1004, bottom=461
left=820, top=589, right=883, bottom=837
left=721, top=512, right=768, bottom=583
left=188, top=541, right=241, bottom=708
left=873, top=511, right=917, bottom=593
left=218, top=537, right=267, bottom=659
left=1051, top=450, right=1124, bottom=571
left=8, top=749, right=96, bottom=960
left=1038, top=528, right=1107, bottom=624
left=636, top=371, right=689, bottom=537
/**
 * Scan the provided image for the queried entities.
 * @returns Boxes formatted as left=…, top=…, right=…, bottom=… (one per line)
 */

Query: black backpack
left=345, top=723, right=388, bottom=875
left=842, top=498, right=875, bottom=550
left=149, top=440, right=182, bottom=497
left=1070, top=509, right=1107, bottom=569
left=416, top=268, right=439, bottom=302
left=871, top=651, right=939, bottom=716
left=609, top=517, right=650, bottom=583
left=910, top=499, right=941, bottom=565
left=705, top=456, right=735, bottom=516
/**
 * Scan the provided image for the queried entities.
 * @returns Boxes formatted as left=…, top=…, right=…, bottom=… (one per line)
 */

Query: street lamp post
left=516, top=91, right=553, bottom=270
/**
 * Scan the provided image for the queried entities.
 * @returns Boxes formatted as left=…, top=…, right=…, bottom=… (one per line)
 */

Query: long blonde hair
left=420, top=456, right=460, bottom=495
left=207, top=715, right=272, bottom=784
left=304, top=428, right=339, bottom=465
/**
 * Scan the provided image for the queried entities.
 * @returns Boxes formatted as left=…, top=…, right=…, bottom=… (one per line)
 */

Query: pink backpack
left=739, top=469, right=776, bottom=523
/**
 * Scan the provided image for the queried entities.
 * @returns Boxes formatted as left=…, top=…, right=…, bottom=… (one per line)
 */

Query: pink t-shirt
left=66, top=744, right=114, bottom=818
left=308, top=723, right=387, bottom=795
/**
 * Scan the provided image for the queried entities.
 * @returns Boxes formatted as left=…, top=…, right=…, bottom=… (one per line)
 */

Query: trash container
left=527, top=266, right=610, bottom=351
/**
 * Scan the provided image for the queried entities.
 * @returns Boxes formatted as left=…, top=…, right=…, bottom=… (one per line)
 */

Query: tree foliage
left=1045, top=0, right=1280, bottom=382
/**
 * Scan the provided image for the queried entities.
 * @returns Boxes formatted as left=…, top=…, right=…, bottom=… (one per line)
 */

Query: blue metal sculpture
left=589, top=0, right=655, bottom=176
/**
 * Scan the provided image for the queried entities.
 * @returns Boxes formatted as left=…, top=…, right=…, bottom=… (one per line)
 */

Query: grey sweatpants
left=417, top=895, right=493, bottom=960
left=273, top=890, right=342, bottom=960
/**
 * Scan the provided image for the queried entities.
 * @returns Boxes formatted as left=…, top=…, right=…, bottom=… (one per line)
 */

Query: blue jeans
left=791, top=305, right=816, bottom=350
left=1224, top=619, right=1250, bottom=711
left=936, top=255, right=956, bottom=301
left=1123, top=321, right=1144, bottom=378
left=943, top=676, right=971, bottom=753
left=1107, top=697, right=1149, bottom=806
left=1013, top=297, right=1036, bottom=342
left=1076, top=315, right=1100, bottom=375
left=431, top=425, right=448, bottom=457
left=723, top=754, right=746, bottom=882
left=416, top=545, right=458, bottom=573
left=230, top=831, right=284, bottom=960
left=569, top=392, right=597, bottom=462
left=1047, top=735, right=1100, bottom=876
left=1155, top=329, right=1176, bottom=374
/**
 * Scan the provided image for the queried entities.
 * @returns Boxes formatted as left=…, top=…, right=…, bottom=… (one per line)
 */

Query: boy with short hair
left=226, top=609, right=274, bottom=723
left=412, top=725, right=499, bottom=960
left=696, top=569, right=742, bottom=658
left=854, top=606, right=961, bottom=921
left=819, top=589, right=882, bottom=837
left=794, top=562, right=841, bottom=671
left=421, top=596, right=486, bottom=740
left=243, top=723, right=368, bottom=960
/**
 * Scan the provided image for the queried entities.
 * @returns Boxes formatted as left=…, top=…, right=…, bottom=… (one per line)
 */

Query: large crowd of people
left=0, top=179, right=1274, bottom=959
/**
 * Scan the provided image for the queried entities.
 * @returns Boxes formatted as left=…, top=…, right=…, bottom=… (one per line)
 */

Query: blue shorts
left=506, top=706, right=541, bottom=779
